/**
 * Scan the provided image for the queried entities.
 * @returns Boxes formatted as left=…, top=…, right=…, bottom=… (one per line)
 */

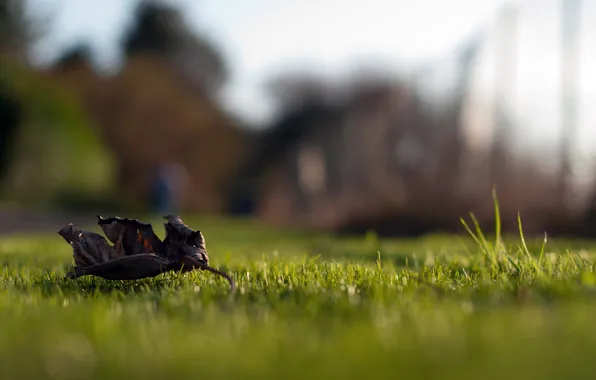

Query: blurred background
left=1, top=0, right=595, bottom=237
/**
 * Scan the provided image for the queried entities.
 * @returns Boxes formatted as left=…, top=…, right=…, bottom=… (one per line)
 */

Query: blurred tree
left=0, top=62, right=117, bottom=207
left=52, top=42, right=94, bottom=70
left=0, top=0, right=38, bottom=180
left=121, top=0, right=228, bottom=94
left=264, top=71, right=334, bottom=112
left=0, top=0, right=40, bottom=62
left=0, top=79, right=22, bottom=180
left=0, top=1, right=115, bottom=209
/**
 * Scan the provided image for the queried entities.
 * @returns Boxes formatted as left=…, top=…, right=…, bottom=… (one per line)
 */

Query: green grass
left=1, top=211, right=596, bottom=379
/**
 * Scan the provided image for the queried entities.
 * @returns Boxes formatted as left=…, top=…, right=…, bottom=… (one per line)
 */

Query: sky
left=26, top=0, right=508, bottom=125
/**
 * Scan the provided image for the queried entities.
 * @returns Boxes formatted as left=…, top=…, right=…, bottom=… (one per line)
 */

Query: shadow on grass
left=16, top=263, right=239, bottom=300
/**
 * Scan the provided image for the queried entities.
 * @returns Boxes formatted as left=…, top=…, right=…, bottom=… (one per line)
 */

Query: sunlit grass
left=1, top=199, right=596, bottom=379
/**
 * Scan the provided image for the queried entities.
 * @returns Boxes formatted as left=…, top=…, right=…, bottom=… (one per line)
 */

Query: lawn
left=1, top=212, right=596, bottom=379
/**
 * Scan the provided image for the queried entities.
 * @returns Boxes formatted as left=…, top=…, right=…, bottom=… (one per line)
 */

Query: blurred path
left=0, top=209, right=94, bottom=236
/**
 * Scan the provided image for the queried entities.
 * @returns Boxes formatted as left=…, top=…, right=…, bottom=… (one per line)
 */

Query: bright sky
left=27, top=0, right=508, bottom=125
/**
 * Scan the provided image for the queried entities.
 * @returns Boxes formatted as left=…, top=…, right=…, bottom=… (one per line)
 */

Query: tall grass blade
left=492, top=188, right=502, bottom=253
left=539, top=232, right=547, bottom=266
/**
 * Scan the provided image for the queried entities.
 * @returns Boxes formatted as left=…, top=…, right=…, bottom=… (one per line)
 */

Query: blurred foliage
left=0, top=73, right=21, bottom=179
left=0, top=0, right=41, bottom=61
left=1, top=0, right=592, bottom=239
left=0, top=0, right=245, bottom=213
left=53, top=43, right=95, bottom=70
left=45, top=54, right=249, bottom=214
left=0, top=58, right=117, bottom=209
left=0, top=0, right=116, bottom=210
